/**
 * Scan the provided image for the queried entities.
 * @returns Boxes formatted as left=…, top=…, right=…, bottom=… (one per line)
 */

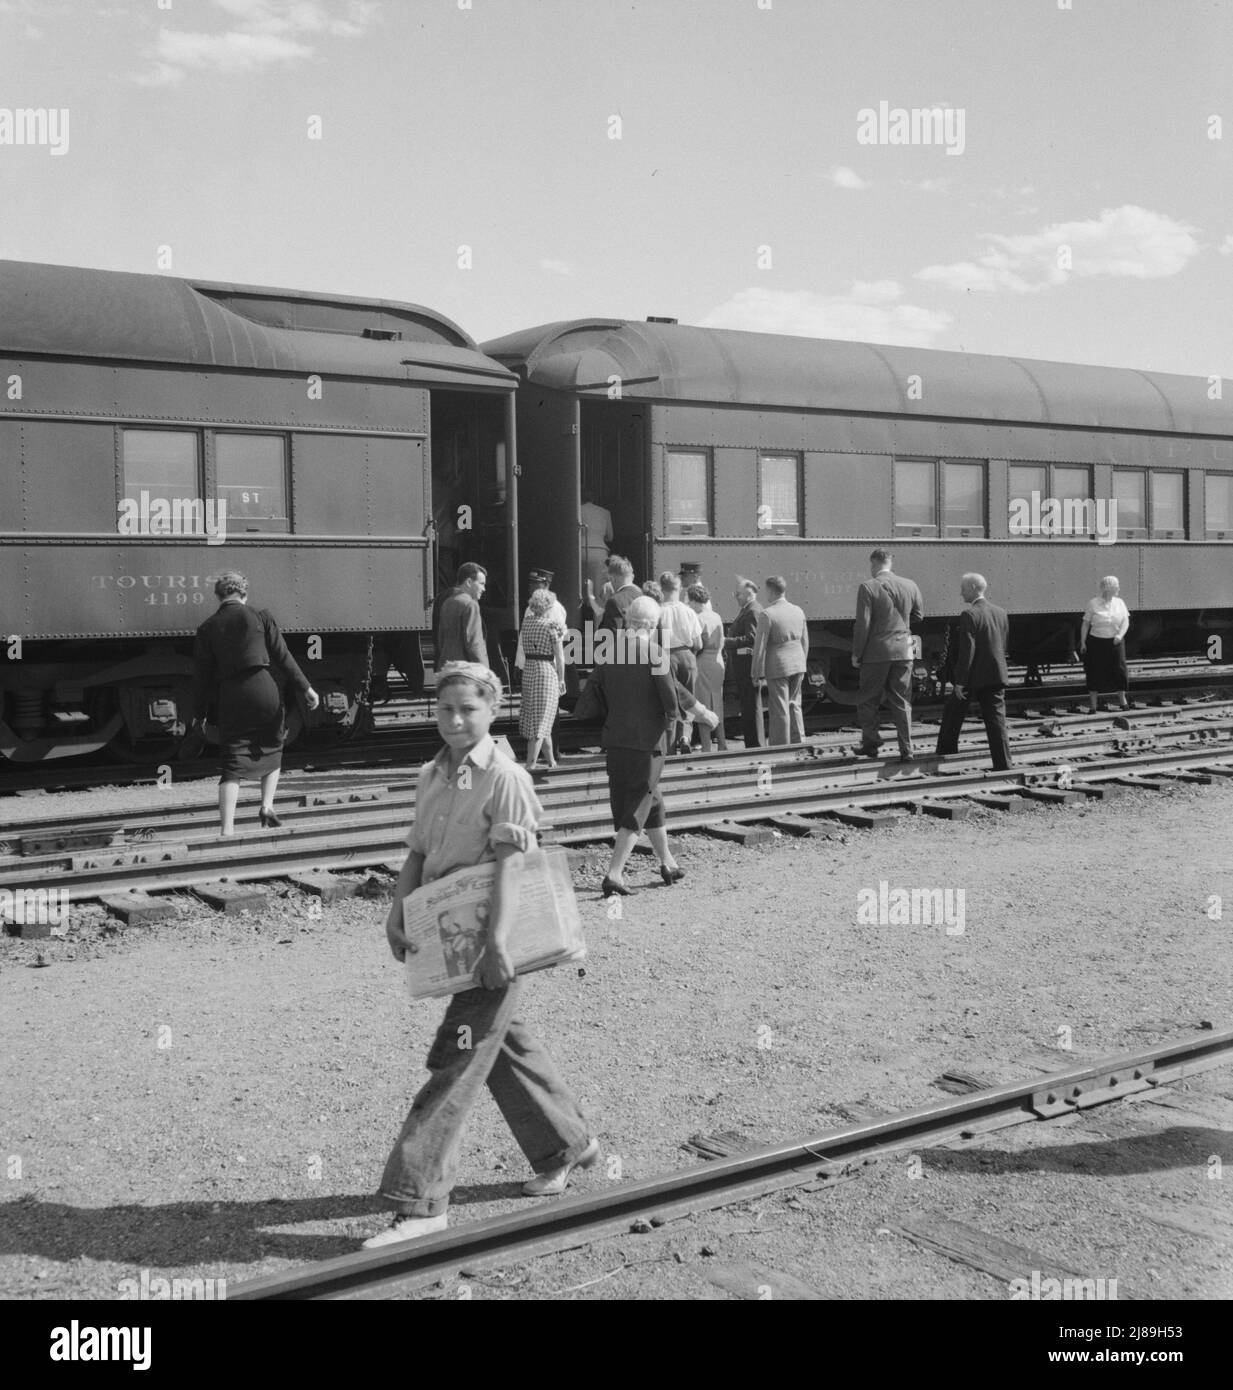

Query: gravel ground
left=1, top=778, right=1230, bottom=1300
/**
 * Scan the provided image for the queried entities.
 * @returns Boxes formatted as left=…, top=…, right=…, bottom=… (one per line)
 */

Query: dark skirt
left=605, top=745, right=666, bottom=832
left=217, top=666, right=286, bottom=780
left=1083, top=635, right=1128, bottom=693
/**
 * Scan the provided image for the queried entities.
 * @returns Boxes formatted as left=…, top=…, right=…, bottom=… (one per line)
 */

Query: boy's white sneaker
left=362, top=1213, right=448, bottom=1248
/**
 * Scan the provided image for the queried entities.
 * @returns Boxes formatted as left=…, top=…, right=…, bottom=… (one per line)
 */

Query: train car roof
left=0, top=260, right=516, bottom=390
left=482, top=319, right=1231, bottom=436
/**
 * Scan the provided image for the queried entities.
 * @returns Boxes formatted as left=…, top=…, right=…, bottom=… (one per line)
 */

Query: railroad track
left=3, top=662, right=1230, bottom=797
left=227, top=1026, right=1233, bottom=1299
left=3, top=704, right=1232, bottom=915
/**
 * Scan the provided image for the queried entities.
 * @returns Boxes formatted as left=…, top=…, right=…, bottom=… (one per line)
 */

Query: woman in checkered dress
left=518, top=588, right=566, bottom=769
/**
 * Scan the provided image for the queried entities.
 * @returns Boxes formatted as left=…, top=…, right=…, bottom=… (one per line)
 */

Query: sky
left=1, top=0, right=1230, bottom=377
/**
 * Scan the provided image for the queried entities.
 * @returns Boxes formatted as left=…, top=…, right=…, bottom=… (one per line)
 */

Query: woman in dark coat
left=589, top=596, right=719, bottom=896
left=192, top=571, right=319, bottom=834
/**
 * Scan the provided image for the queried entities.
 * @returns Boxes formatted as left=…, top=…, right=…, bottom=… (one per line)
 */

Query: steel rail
left=4, top=714, right=1229, bottom=864
left=3, top=737, right=1231, bottom=902
left=228, top=1027, right=1233, bottom=1300
left=5, top=704, right=1230, bottom=847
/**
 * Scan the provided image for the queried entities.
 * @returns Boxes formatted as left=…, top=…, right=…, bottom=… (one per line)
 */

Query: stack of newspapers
left=402, top=845, right=586, bottom=1000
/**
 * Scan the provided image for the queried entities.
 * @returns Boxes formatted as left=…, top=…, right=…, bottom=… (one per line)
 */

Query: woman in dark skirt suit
left=589, top=596, right=720, bottom=896
left=192, top=571, right=319, bottom=835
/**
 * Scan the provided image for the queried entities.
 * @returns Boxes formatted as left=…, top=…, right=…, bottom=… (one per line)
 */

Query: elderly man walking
left=851, top=547, right=924, bottom=762
left=935, top=572, right=1013, bottom=771
left=753, top=576, right=809, bottom=746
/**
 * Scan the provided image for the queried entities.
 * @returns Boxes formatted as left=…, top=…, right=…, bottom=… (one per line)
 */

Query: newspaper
left=402, top=845, right=585, bottom=1000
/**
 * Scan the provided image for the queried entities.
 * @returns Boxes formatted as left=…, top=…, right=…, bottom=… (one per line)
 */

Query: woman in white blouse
left=1079, top=576, right=1130, bottom=713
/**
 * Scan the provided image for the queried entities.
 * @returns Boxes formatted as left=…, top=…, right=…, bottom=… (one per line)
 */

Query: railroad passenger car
left=0, top=261, right=518, bottom=761
left=484, top=319, right=1233, bottom=700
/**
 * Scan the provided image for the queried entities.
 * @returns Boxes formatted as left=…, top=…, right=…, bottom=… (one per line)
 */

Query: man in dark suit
left=851, top=547, right=924, bottom=762
left=935, top=572, right=1013, bottom=770
left=724, top=576, right=765, bottom=747
left=434, top=562, right=488, bottom=669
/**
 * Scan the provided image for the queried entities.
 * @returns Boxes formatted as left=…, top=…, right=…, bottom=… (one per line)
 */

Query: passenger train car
left=484, top=318, right=1233, bottom=699
left=3, top=260, right=1231, bottom=761
left=0, top=261, right=517, bottom=761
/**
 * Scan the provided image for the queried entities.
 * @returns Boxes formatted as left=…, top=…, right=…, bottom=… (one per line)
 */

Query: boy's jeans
left=379, top=979, right=592, bottom=1216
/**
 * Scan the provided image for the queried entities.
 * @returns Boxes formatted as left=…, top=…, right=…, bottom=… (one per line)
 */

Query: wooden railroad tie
left=99, top=890, right=175, bottom=926
left=965, top=792, right=1029, bottom=812
left=823, top=807, right=904, bottom=830
left=910, top=799, right=974, bottom=820
left=703, top=820, right=775, bottom=845
left=193, top=881, right=269, bottom=914
left=284, top=871, right=364, bottom=903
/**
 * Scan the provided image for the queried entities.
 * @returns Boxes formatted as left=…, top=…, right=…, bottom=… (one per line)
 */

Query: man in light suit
left=753, top=575, right=809, bottom=745
left=935, top=572, right=1013, bottom=771
left=851, top=547, right=924, bottom=762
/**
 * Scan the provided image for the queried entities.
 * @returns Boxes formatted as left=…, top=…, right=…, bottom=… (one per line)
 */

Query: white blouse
left=1084, top=595, right=1129, bottom=639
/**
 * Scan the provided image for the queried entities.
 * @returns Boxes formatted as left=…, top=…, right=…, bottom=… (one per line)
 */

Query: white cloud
left=1218, top=234, right=1233, bottom=256
left=901, top=177, right=950, bottom=193
left=828, top=165, right=870, bottom=191
left=131, top=0, right=376, bottom=84
left=538, top=259, right=572, bottom=276
left=700, top=281, right=952, bottom=348
left=916, top=205, right=1202, bottom=294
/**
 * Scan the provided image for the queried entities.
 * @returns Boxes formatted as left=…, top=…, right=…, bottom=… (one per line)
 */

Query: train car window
left=893, top=459, right=937, bottom=537
left=1111, top=470, right=1147, bottom=538
left=758, top=454, right=801, bottom=536
left=215, top=434, right=290, bottom=533
left=121, top=429, right=202, bottom=528
left=665, top=450, right=711, bottom=536
left=1206, top=474, right=1233, bottom=540
left=1149, top=470, right=1185, bottom=540
left=943, top=462, right=985, bottom=537
left=1053, top=466, right=1091, bottom=535
left=1008, top=465, right=1046, bottom=537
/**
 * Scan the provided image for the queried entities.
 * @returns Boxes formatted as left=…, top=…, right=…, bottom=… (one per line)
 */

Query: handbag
left=571, top=671, right=608, bottom=726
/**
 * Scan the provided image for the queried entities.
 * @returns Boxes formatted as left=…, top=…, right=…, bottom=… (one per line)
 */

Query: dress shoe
left=361, top=1212, right=448, bottom=1248
left=522, top=1137, right=602, bottom=1197
left=898, top=752, right=915, bottom=764
left=852, top=745, right=881, bottom=758
left=660, top=865, right=686, bottom=885
left=673, top=739, right=692, bottom=756
left=601, top=877, right=634, bottom=897
left=259, top=807, right=282, bottom=828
